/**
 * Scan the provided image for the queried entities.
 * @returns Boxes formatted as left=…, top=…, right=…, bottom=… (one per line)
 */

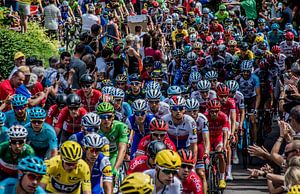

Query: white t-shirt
left=44, top=4, right=61, bottom=30
left=81, top=13, right=99, bottom=32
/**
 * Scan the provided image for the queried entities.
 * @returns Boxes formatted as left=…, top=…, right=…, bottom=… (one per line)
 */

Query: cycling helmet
left=255, top=35, right=264, bottom=43
left=11, top=94, right=28, bottom=107
left=132, top=99, right=147, bottom=112
left=189, top=34, right=197, bottom=42
left=149, top=119, right=168, bottom=132
left=29, top=106, right=46, bottom=119
left=195, top=16, right=201, bottom=24
left=153, top=61, right=162, bottom=70
left=60, top=141, right=82, bottom=162
left=173, top=49, right=183, bottom=57
left=213, top=32, right=222, bottom=40
left=178, top=148, right=196, bottom=164
left=184, top=44, right=193, bottom=53
left=188, top=27, right=196, bottom=34
left=189, top=71, right=201, bottom=83
left=271, top=23, right=280, bottom=30
left=163, top=8, right=170, bottom=13
left=82, top=133, right=105, bottom=148
left=79, top=74, right=94, bottom=85
left=257, top=18, right=265, bottom=24
left=8, top=125, right=28, bottom=139
left=66, top=94, right=81, bottom=107
left=18, top=156, right=46, bottom=175
left=172, top=13, right=179, bottom=21
left=259, top=59, right=269, bottom=69
left=224, top=18, right=233, bottom=25
left=143, top=56, right=154, bottom=66
left=165, top=18, right=173, bottom=24
left=216, top=84, right=230, bottom=96
left=101, top=86, right=115, bottom=95
left=56, top=94, right=67, bottom=108
left=167, top=86, right=182, bottom=95
left=146, top=89, right=162, bottom=99
left=169, top=95, right=186, bottom=107
left=247, top=20, right=255, bottom=27
left=225, top=80, right=239, bottom=93
left=146, top=81, right=161, bottom=91
left=288, top=185, right=300, bottom=194
left=147, top=140, right=167, bottom=159
left=155, top=150, right=181, bottom=169
left=81, top=112, right=101, bottom=129
left=177, top=21, right=184, bottom=29
left=206, top=99, right=221, bottom=110
left=286, top=31, right=295, bottom=40
left=202, top=7, right=210, bottom=14
left=120, top=172, right=154, bottom=194
left=271, top=45, right=281, bottom=54
left=228, top=40, right=237, bottom=46
left=152, top=1, right=159, bottom=7
left=197, top=80, right=211, bottom=91
left=266, top=53, right=275, bottom=63
left=112, top=88, right=125, bottom=98
left=116, top=74, right=128, bottom=83
left=129, top=73, right=142, bottom=82
left=240, top=60, right=253, bottom=71
left=209, top=45, right=219, bottom=54
left=240, top=42, right=249, bottom=51
left=285, top=23, right=293, bottom=31
left=185, top=98, right=200, bottom=111
left=193, top=42, right=202, bottom=49
left=187, top=52, right=197, bottom=62
left=97, top=102, right=114, bottom=114
left=205, top=70, right=218, bottom=80
left=218, top=44, right=227, bottom=53
left=62, top=0, right=69, bottom=6
left=0, top=111, right=6, bottom=124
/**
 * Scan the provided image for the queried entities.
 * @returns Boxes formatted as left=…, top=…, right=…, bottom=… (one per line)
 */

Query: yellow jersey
left=41, top=155, right=91, bottom=194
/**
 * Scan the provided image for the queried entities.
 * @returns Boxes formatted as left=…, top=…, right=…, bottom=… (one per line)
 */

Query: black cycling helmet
left=66, top=94, right=81, bottom=108
left=143, top=56, right=154, bottom=66
left=147, top=140, right=167, bottom=159
left=240, top=42, right=249, bottom=51
left=80, top=74, right=94, bottom=86
left=56, top=94, right=67, bottom=108
left=177, top=21, right=184, bottom=29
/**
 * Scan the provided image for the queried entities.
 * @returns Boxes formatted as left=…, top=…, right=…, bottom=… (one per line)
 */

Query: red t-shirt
left=55, top=106, right=87, bottom=133
left=127, top=155, right=150, bottom=174
left=209, top=24, right=224, bottom=33
left=182, top=171, right=203, bottom=194
left=0, top=80, right=15, bottom=112
left=76, top=89, right=102, bottom=112
left=45, top=104, right=61, bottom=126
left=205, top=111, right=229, bottom=140
left=29, top=81, right=43, bottom=95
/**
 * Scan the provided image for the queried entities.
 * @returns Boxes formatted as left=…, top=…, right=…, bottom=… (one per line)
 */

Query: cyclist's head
left=120, top=172, right=154, bottom=194
left=226, top=80, right=239, bottom=97
left=60, top=141, right=82, bottom=170
left=111, top=88, right=125, bottom=109
left=81, top=112, right=101, bottom=132
left=79, top=74, right=94, bottom=92
left=8, top=125, right=28, bottom=154
left=146, top=89, right=161, bottom=113
left=147, top=140, right=166, bottom=164
left=56, top=94, right=67, bottom=109
left=29, top=107, right=46, bottom=131
left=97, top=102, right=114, bottom=127
left=207, top=99, right=221, bottom=119
left=12, top=94, right=28, bottom=117
left=178, top=149, right=195, bottom=180
left=66, top=94, right=81, bottom=116
left=0, top=111, right=6, bottom=127
left=149, top=119, right=168, bottom=140
left=129, top=74, right=142, bottom=92
left=216, top=84, right=230, bottom=104
left=115, top=74, right=128, bottom=89
left=82, top=133, right=109, bottom=162
left=132, top=99, right=147, bottom=123
left=18, top=156, right=46, bottom=193
left=185, top=98, right=200, bottom=120
left=197, top=80, right=211, bottom=99
left=169, top=96, right=186, bottom=120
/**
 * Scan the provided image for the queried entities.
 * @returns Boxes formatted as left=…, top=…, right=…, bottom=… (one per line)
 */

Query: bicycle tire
left=208, top=164, right=217, bottom=194
left=242, top=117, right=250, bottom=169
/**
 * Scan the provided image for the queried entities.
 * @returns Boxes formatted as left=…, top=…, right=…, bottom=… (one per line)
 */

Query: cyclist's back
left=5, top=109, right=31, bottom=128
left=0, top=177, right=46, bottom=194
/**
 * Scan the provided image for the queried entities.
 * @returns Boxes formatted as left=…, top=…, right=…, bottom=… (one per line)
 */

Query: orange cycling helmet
left=149, top=118, right=168, bottom=132
left=207, top=99, right=221, bottom=110
left=178, top=149, right=196, bottom=164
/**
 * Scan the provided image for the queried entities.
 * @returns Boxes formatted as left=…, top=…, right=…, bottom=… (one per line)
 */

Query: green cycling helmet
left=97, top=102, right=114, bottom=114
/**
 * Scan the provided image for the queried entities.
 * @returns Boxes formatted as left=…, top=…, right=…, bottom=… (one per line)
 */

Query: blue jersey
left=0, top=178, right=46, bottom=194
left=238, top=74, right=260, bottom=99
left=5, top=109, right=31, bottom=128
left=115, top=102, right=133, bottom=123
left=126, top=113, right=155, bottom=159
left=0, top=126, right=8, bottom=144
left=68, top=131, right=86, bottom=145
left=24, top=122, right=58, bottom=158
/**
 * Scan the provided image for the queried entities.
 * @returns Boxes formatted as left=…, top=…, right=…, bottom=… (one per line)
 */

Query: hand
left=203, top=153, right=210, bottom=165
left=260, top=164, right=273, bottom=174
left=278, top=120, right=294, bottom=141
left=248, top=144, right=269, bottom=160
left=247, top=168, right=264, bottom=179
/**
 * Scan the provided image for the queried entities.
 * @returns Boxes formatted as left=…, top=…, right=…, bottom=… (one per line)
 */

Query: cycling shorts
left=244, top=96, right=256, bottom=113
left=196, top=143, right=204, bottom=169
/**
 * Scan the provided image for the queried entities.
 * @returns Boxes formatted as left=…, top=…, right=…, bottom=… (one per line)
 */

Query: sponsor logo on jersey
left=51, top=177, right=80, bottom=193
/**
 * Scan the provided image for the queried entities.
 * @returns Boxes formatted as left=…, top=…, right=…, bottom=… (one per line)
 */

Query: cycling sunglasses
left=100, top=114, right=113, bottom=120
left=31, top=120, right=44, bottom=124
left=135, top=111, right=146, bottom=116
left=161, top=168, right=178, bottom=175
left=181, top=163, right=194, bottom=170
left=10, top=139, right=25, bottom=145
left=209, top=109, right=220, bottom=114
left=171, top=106, right=185, bottom=111
left=87, top=147, right=102, bottom=153
left=26, top=173, right=43, bottom=181
left=131, top=81, right=141, bottom=86
left=148, top=100, right=160, bottom=104
left=13, top=106, right=26, bottom=110
left=81, top=84, right=92, bottom=88
left=151, top=132, right=166, bottom=138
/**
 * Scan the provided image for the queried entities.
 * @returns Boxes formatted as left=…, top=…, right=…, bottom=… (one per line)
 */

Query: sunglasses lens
left=162, top=169, right=177, bottom=175
left=135, top=111, right=145, bottom=116
left=11, top=139, right=25, bottom=144
left=181, top=164, right=193, bottom=169
left=149, top=100, right=159, bottom=104
left=32, top=120, right=43, bottom=124
left=27, top=173, right=43, bottom=181
left=100, top=114, right=113, bottom=119
left=14, top=106, right=26, bottom=110
left=171, top=106, right=184, bottom=111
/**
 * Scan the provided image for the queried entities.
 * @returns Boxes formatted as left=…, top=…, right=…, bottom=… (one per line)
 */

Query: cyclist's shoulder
left=197, top=113, right=208, bottom=122
left=112, top=120, right=128, bottom=129
left=0, top=178, right=17, bottom=194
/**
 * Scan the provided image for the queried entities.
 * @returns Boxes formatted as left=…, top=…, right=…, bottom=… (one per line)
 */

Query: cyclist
left=96, top=102, right=128, bottom=177
left=172, top=21, right=188, bottom=49
left=205, top=99, right=230, bottom=189
left=234, top=42, right=254, bottom=60
left=55, top=93, right=87, bottom=143
left=146, top=89, right=170, bottom=119
left=119, top=172, right=154, bottom=194
left=5, top=94, right=31, bottom=128
left=191, top=80, right=215, bottom=113
left=127, top=140, right=166, bottom=174
left=0, top=111, right=8, bottom=143
left=82, top=133, right=113, bottom=194
left=45, top=93, right=67, bottom=126
left=76, top=74, right=102, bottom=112
left=136, top=118, right=176, bottom=157
left=144, top=149, right=183, bottom=193
left=177, top=148, right=202, bottom=194
left=40, top=141, right=92, bottom=194
left=164, top=85, right=182, bottom=104
left=204, top=70, right=220, bottom=90
left=162, top=96, right=198, bottom=158
left=115, top=74, right=129, bottom=92
left=0, top=156, right=47, bottom=194
left=111, top=88, right=132, bottom=123
left=126, top=99, right=155, bottom=159
left=124, top=74, right=146, bottom=105
left=279, top=31, right=299, bottom=57
left=24, top=107, right=58, bottom=159
left=271, top=45, right=286, bottom=74
left=0, top=125, right=35, bottom=180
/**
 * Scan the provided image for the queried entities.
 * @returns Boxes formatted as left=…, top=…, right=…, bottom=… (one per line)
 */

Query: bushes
left=0, top=22, right=59, bottom=78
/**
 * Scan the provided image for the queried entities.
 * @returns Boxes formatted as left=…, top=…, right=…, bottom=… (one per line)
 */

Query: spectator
left=81, top=6, right=100, bottom=32
left=225, top=0, right=257, bottom=20
left=284, top=156, right=300, bottom=192
left=44, top=0, right=61, bottom=39
left=9, top=52, right=26, bottom=79
left=272, top=0, right=293, bottom=29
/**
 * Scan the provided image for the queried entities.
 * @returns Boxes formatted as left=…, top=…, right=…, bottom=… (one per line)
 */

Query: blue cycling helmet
left=285, top=23, right=294, bottom=31
left=0, top=111, right=6, bottom=124
left=18, top=156, right=46, bottom=175
left=29, top=107, right=47, bottom=119
left=257, top=18, right=265, bottom=24
left=167, top=86, right=182, bottom=95
left=184, top=44, right=193, bottom=53
left=195, top=16, right=201, bottom=24
left=153, top=61, right=162, bottom=70
left=271, top=23, right=280, bottom=30
left=240, top=60, right=253, bottom=71
left=146, top=81, right=161, bottom=91
left=112, top=88, right=125, bottom=98
left=11, top=94, right=28, bottom=107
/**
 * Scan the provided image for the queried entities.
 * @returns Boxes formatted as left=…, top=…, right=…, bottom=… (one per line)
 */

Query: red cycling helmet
left=216, top=84, right=230, bottom=96
left=149, top=118, right=168, bottom=132
left=259, top=60, right=269, bottom=69
left=196, top=57, right=206, bottom=67
left=178, top=149, right=196, bottom=164
left=141, top=9, right=148, bottom=14
left=207, top=99, right=221, bottom=110
left=292, top=46, right=300, bottom=56
left=266, top=53, right=275, bottom=64
left=206, top=36, right=213, bottom=43
left=152, top=1, right=159, bottom=7
left=285, top=31, right=295, bottom=40
left=271, top=45, right=281, bottom=54
left=209, top=45, right=219, bottom=54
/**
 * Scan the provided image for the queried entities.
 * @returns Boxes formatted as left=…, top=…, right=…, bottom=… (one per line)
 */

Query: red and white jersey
left=191, top=90, right=216, bottom=113
left=147, top=101, right=170, bottom=119
left=182, top=171, right=203, bottom=194
left=280, top=41, right=299, bottom=57
left=205, top=111, right=229, bottom=138
left=196, top=113, right=209, bottom=143
left=233, top=91, right=245, bottom=122
left=220, top=97, right=236, bottom=117
left=127, top=155, right=150, bottom=175
left=274, top=53, right=286, bottom=72
left=76, top=89, right=102, bottom=112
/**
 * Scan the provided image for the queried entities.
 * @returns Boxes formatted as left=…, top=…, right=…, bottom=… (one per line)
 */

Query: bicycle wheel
left=242, top=118, right=250, bottom=169
left=208, top=164, right=217, bottom=194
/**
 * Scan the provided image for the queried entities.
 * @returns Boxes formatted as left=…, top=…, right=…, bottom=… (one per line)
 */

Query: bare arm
left=255, top=87, right=261, bottom=110
left=103, top=181, right=113, bottom=194
left=114, top=142, right=127, bottom=170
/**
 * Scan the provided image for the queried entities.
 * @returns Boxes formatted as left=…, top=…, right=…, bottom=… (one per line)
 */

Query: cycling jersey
left=126, top=113, right=155, bottom=159
left=274, top=53, right=286, bottom=72
left=279, top=40, right=299, bottom=57
left=114, top=102, right=132, bottom=123
left=76, top=89, right=102, bottom=112
left=172, top=29, right=188, bottom=48
left=0, top=126, right=8, bottom=144
left=45, top=104, right=60, bottom=126
left=162, top=114, right=197, bottom=149
left=144, top=169, right=183, bottom=194
left=0, top=178, right=46, bottom=194
left=234, top=50, right=254, bottom=60
left=234, top=91, right=245, bottom=122
left=220, top=98, right=236, bottom=117
left=181, top=171, right=202, bottom=194
left=124, top=89, right=146, bottom=105
left=191, top=90, right=216, bottom=113
left=127, top=155, right=150, bottom=175
left=268, top=30, right=284, bottom=46
left=147, top=101, right=170, bottom=119
left=205, top=55, right=225, bottom=69
left=24, top=122, right=57, bottom=158
left=41, top=155, right=91, bottom=194
left=55, top=107, right=87, bottom=133
left=0, top=142, right=35, bottom=179
left=238, top=74, right=260, bottom=99
left=136, top=134, right=176, bottom=156
left=5, top=109, right=31, bottom=128
left=196, top=113, right=209, bottom=143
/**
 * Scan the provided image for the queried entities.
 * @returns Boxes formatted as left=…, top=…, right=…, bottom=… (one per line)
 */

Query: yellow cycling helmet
left=155, top=150, right=181, bottom=170
left=255, top=35, right=264, bottom=43
left=120, top=172, right=154, bottom=194
left=60, top=141, right=83, bottom=162
left=288, top=185, right=300, bottom=194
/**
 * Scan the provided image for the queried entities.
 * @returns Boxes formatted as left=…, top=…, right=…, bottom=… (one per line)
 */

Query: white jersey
left=234, top=91, right=245, bottom=109
left=197, top=113, right=209, bottom=134
left=162, top=114, right=197, bottom=149
left=144, top=169, right=183, bottom=194
left=191, top=90, right=216, bottom=103
left=280, top=41, right=299, bottom=57
left=274, top=53, right=286, bottom=72
left=148, top=101, right=171, bottom=119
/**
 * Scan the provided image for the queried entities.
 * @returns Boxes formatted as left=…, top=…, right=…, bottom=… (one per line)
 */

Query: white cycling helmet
left=112, top=88, right=125, bottom=98
left=82, top=133, right=106, bottom=148
left=189, top=34, right=197, bottom=42
left=169, top=96, right=186, bottom=107
left=205, top=70, right=218, bottom=80
left=8, top=125, right=28, bottom=139
left=185, top=98, right=200, bottom=111
left=189, top=71, right=201, bottom=83
left=101, top=86, right=115, bottom=95
left=146, top=89, right=162, bottom=99
left=81, top=112, right=101, bottom=129
left=197, top=80, right=211, bottom=91
left=146, top=81, right=161, bottom=91
left=225, top=80, right=239, bottom=93
left=132, top=99, right=147, bottom=112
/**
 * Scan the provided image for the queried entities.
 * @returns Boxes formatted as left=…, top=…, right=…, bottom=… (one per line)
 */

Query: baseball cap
left=14, top=52, right=25, bottom=60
